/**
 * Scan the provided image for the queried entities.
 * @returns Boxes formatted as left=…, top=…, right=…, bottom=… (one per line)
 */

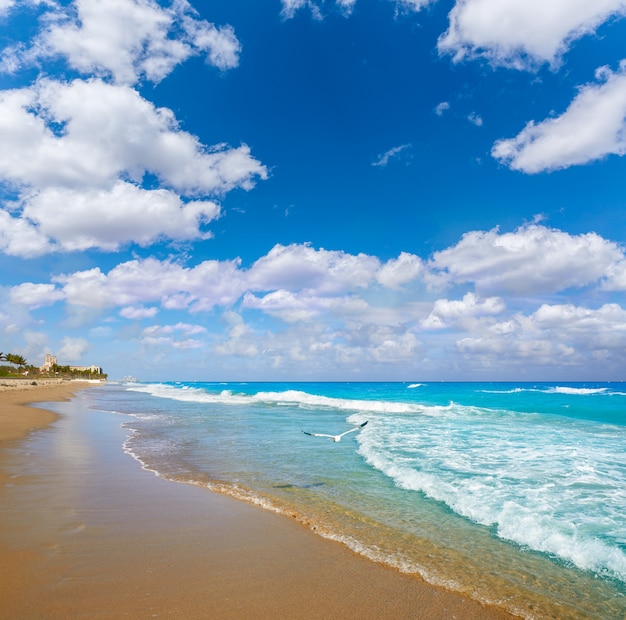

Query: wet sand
left=0, top=382, right=515, bottom=619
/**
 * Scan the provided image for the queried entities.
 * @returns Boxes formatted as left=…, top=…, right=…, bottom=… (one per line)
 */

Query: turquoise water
left=85, top=381, right=626, bottom=619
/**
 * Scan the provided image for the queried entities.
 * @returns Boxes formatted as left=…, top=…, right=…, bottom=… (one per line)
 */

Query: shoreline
left=0, top=382, right=515, bottom=619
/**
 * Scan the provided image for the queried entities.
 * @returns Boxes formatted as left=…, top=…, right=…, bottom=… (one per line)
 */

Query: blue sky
left=2, top=0, right=626, bottom=381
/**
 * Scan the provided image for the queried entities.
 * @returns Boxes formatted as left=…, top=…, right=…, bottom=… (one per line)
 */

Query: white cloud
left=281, top=0, right=434, bottom=19
left=0, top=209, right=52, bottom=257
left=9, top=282, right=65, bottom=308
left=143, top=322, right=206, bottom=336
left=214, top=311, right=259, bottom=357
left=467, top=112, right=483, bottom=126
left=456, top=302, right=626, bottom=369
left=394, top=0, right=436, bottom=12
left=120, top=306, right=158, bottom=319
left=8, top=0, right=242, bottom=85
left=0, top=0, right=16, bottom=14
left=182, top=17, right=241, bottom=72
left=368, top=331, right=420, bottom=363
left=281, top=0, right=322, bottom=20
left=430, top=224, right=625, bottom=295
left=372, top=144, right=412, bottom=167
left=58, top=336, right=89, bottom=362
left=336, top=0, right=357, bottom=15
left=492, top=63, right=626, bottom=173
left=243, top=290, right=369, bottom=323
left=248, top=244, right=381, bottom=295
left=421, top=292, right=505, bottom=329
left=141, top=321, right=206, bottom=349
left=0, top=78, right=266, bottom=255
left=435, top=101, right=450, bottom=116
left=439, top=0, right=626, bottom=69
left=0, top=79, right=267, bottom=196
left=376, top=252, right=423, bottom=289
left=9, top=228, right=626, bottom=377
left=53, top=256, right=247, bottom=312
left=603, top=260, right=626, bottom=291
left=20, top=182, right=220, bottom=252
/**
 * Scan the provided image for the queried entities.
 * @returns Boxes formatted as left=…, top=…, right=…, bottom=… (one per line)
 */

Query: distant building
left=40, top=354, right=102, bottom=375
left=40, top=353, right=57, bottom=372
left=69, top=365, right=103, bottom=374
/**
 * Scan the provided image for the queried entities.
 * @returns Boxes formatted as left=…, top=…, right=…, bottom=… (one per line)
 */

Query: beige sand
left=0, top=382, right=515, bottom=619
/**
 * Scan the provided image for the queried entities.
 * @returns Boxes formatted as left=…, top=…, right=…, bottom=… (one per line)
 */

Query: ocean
left=84, top=381, right=626, bottom=619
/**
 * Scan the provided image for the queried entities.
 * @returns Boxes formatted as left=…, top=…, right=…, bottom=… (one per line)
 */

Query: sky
left=1, top=0, right=626, bottom=382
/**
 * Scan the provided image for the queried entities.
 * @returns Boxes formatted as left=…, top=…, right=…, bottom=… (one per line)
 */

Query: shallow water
left=85, top=381, right=626, bottom=619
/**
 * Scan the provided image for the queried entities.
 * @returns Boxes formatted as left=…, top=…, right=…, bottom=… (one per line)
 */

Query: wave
left=480, top=386, right=611, bottom=396
left=358, top=416, right=626, bottom=583
left=128, top=383, right=423, bottom=415
left=548, top=386, right=609, bottom=395
left=367, top=454, right=626, bottom=582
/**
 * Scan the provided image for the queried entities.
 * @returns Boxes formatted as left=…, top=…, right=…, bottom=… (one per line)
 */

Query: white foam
left=128, top=383, right=423, bottom=415
left=357, top=406, right=626, bottom=582
left=548, top=386, right=609, bottom=395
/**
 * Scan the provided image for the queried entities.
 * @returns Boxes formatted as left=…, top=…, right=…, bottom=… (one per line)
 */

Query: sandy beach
left=0, top=381, right=515, bottom=619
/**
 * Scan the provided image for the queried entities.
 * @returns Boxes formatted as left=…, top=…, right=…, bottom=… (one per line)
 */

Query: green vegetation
left=0, top=351, right=107, bottom=380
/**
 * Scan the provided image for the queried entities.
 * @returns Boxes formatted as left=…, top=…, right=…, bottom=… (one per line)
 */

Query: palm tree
left=6, top=353, right=27, bottom=370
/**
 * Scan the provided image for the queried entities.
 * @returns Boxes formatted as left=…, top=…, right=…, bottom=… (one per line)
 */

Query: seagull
left=303, top=421, right=368, bottom=442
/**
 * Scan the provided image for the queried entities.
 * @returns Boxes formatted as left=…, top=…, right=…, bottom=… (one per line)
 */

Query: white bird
left=303, top=421, right=368, bottom=442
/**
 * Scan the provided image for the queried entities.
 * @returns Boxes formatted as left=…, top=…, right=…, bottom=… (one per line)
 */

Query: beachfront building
left=69, top=364, right=103, bottom=374
left=40, top=354, right=103, bottom=377
left=40, top=353, right=57, bottom=372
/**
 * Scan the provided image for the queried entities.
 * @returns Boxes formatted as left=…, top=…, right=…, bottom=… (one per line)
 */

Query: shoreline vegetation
left=0, top=381, right=515, bottom=619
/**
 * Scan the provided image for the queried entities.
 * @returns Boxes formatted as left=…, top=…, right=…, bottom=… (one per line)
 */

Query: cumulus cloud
left=421, top=292, right=505, bottom=329
left=376, top=252, right=423, bottom=289
left=0, top=78, right=266, bottom=255
left=0, top=79, right=267, bottom=195
left=214, top=311, right=259, bottom=357
left=439, top=0, right=626, bottom=69
left=141, top=322, right=206, bottom=349
left=53, top=256, right=246, bottom=311
left=9, top=282, right=65, bottom=308
left=430, top=224, right=625, bottom=295
left=456, top=302, right=626, bottom=369
left=58, top=336, right=89, bottom=362
left=8, top=227, right=626, bottom=376
left=120, top=306, right=158, bottom=319
left=10, top=229, right=626, bottom=317
left=243, top=290, right=369, bottom=323
left=19, top=183, right=220, bottom=253
left=0, top=0, right=16, bottom=14
left=0, top=209, right=52, bottom=258
left=248, top=244, right=381, bottom=295
left=492, top=62, right=626, bottom=173
left=531, top=303, right=626, bottom=350
left=5, top=0, right=242, bottom=85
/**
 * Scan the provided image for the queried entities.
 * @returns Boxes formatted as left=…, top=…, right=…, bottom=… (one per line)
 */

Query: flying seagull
left=303, top=421, right=368, bottom=442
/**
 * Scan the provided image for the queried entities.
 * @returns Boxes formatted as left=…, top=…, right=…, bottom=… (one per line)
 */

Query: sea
left=83, top=381, right=626, bottom=619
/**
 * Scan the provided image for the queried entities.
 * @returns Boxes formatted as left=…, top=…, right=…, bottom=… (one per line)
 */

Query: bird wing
left=337, top=427, right=360, bottom=438
left=334, top=421, right=370, bottom=439
left=304, top=421, right=368, bottom=439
